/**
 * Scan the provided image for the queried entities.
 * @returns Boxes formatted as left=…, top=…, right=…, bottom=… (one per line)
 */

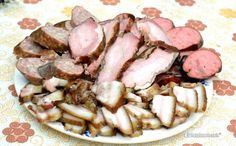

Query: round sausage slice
left=167, top=27, right=203, bottom=50
left=54, top=58, right=84, bottom=80
left=183, top=49, right=222, bottom=79
left=152, top=17, right=175, bottom=32
left=16, top=58, right=47, bottom=85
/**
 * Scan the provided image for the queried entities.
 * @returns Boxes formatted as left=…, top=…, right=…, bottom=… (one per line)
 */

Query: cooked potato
left=88, top=123, right=100, bottom=137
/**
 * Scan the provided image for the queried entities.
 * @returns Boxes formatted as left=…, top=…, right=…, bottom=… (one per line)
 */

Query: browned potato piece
left=88, top=123, right=100, bottom=137
left=99, top=125, right=116, bottom=136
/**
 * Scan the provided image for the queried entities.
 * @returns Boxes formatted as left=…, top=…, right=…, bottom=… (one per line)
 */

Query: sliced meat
left=167, top=27, right=203, bottom=50
left=38, top=62, right=55, bottom=79
left=183, top=49, right=222, bottom=79
left=98, top=33, right=140, bottom=83
left=69, top=18, right=105, bottom=63
left=121, top=47, right=179, bottom=90
left=14, top=37, right=58, bottom=60
left=71, top=6, right=99, bottom=27
left=16, top=58, right=48, bottom=85
left=86, top=19, right=120, bottom=77
left=54, top=58, right=84, bottom=80
left=14, top=37, right=45, bottom=58
left=54, top=20, right=73, bottom=31
left=152, top=17, right=175, bottom=32
left=136, top=18, right=172, bottom=46
left=151, top=95, right=176, bottom=127
left=130, top=23, right=141, bottom=39
left=30, top=24, right=69, bottom=52
left=100, top=19, right=120, bottom=47
left=96, top=81, right=126, bottom=111
left=115, top=13, right=135, bottom=34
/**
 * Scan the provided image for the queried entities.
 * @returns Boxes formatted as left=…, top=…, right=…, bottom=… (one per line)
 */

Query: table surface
left=0, top=0, right=236, bottom=146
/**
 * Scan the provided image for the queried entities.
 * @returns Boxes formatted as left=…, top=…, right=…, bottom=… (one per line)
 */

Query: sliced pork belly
left=130, top=23, right=141, bottom=39
left=121, top=47, right=178, bottom=90
left=86, top=19, right=120, bottom=77
left=136, top=18, right=172, bottom=46
left=71, top=6, right=99, bottom=27
left=69, top=18, right=105, bottom=62
left=115, top=13, right=135, bottom=34
left=98, top=33, right=140, bottom=83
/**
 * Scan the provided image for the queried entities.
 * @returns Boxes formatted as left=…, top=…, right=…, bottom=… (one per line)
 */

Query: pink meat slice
left=152, top=17, right=175, bottom=32
left=115, top=13, right=135, bottom=34
left=98, top=33, right=140, bottom=83
left=121, top=47, right=179, bottom=90
left=130, top=23, right=141, bottom=39
left=69, top=18, right=105, bottom=62
left=167, top=27, right=203, bottom=50
left=71, top=6, right=99, bottom=27
left=183, top=49, right=222, bottom=79
left=136, top=18, right=172, bottom=46
left=87, top=19, right=120, bottom=77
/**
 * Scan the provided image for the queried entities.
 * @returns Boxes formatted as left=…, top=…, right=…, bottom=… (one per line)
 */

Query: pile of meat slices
left=15, top=6, right=221, bottom=137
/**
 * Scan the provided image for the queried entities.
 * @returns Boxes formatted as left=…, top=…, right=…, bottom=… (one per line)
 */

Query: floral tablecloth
left=0, top=0, right=236, bottom=145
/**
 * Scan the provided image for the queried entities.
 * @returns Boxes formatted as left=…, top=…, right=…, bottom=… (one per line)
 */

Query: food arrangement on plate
left=14, top=6, right=222, bottom=140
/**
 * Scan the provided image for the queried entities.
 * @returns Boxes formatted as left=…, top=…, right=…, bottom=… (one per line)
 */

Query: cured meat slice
left=69, top=18, right=105, bottom=62
left=99, top=19, right=120, bottom=47
left=86, top=19, right=120, bottom=77
left=183, top=49, right=222, bottom=79
left=54, top=58, right=84, bottom=80
left=136, top=18, right=172, bottom=46
left=167, top=27, right=203, bottom=50
left=115, top=13, right=135, bottom=34
left=121, top=47, right=178, bottom=90
left=54, top=20, right=73, bottom=31
left=152, top=17, right=175, bottom=32
left=30, top=24, right=69, bottom=52
left=14, top=37, right=45, bottom=58
left=16, top=58, right=48, bottom=85
left=71, top=6, right=99, bottom=27
left=98, top=33, right=140, bottom=83
left=130, top=23, right=141, bottom=39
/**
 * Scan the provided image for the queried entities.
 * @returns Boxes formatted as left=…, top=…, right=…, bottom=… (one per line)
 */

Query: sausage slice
left=54, top=58, right=84, bottom=80
left=183, top=49, right=222, bottom=79
left=167, top=27, right=203, bottom=50
left=152, top=17, right=175, bottom=32
left=30, top=24, right=69, bottom=52
left=16, top=58, right=47, bottom=85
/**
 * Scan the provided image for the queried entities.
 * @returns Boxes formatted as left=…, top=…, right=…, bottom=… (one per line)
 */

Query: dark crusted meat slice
left=97, top=33, right=140, bottom=83
left=71, top=6, right=99, bottom=27
left=69, top=18, right=105, bottom=63
left=16, top=58, right=48, bottom=85
left=86, top=19, right=120, bottom=77
left=30, top=24, right=69, bottom=52
left=54, top=58, right=84, bottom=80
left=121, top=47, right=179, bottom=90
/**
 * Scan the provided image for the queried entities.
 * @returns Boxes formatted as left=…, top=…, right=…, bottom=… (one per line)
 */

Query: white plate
left=14, top=68, right=213, bottom=144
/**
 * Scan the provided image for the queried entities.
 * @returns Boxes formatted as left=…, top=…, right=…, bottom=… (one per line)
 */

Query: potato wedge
left=58, top=103, right=95, bottom=121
